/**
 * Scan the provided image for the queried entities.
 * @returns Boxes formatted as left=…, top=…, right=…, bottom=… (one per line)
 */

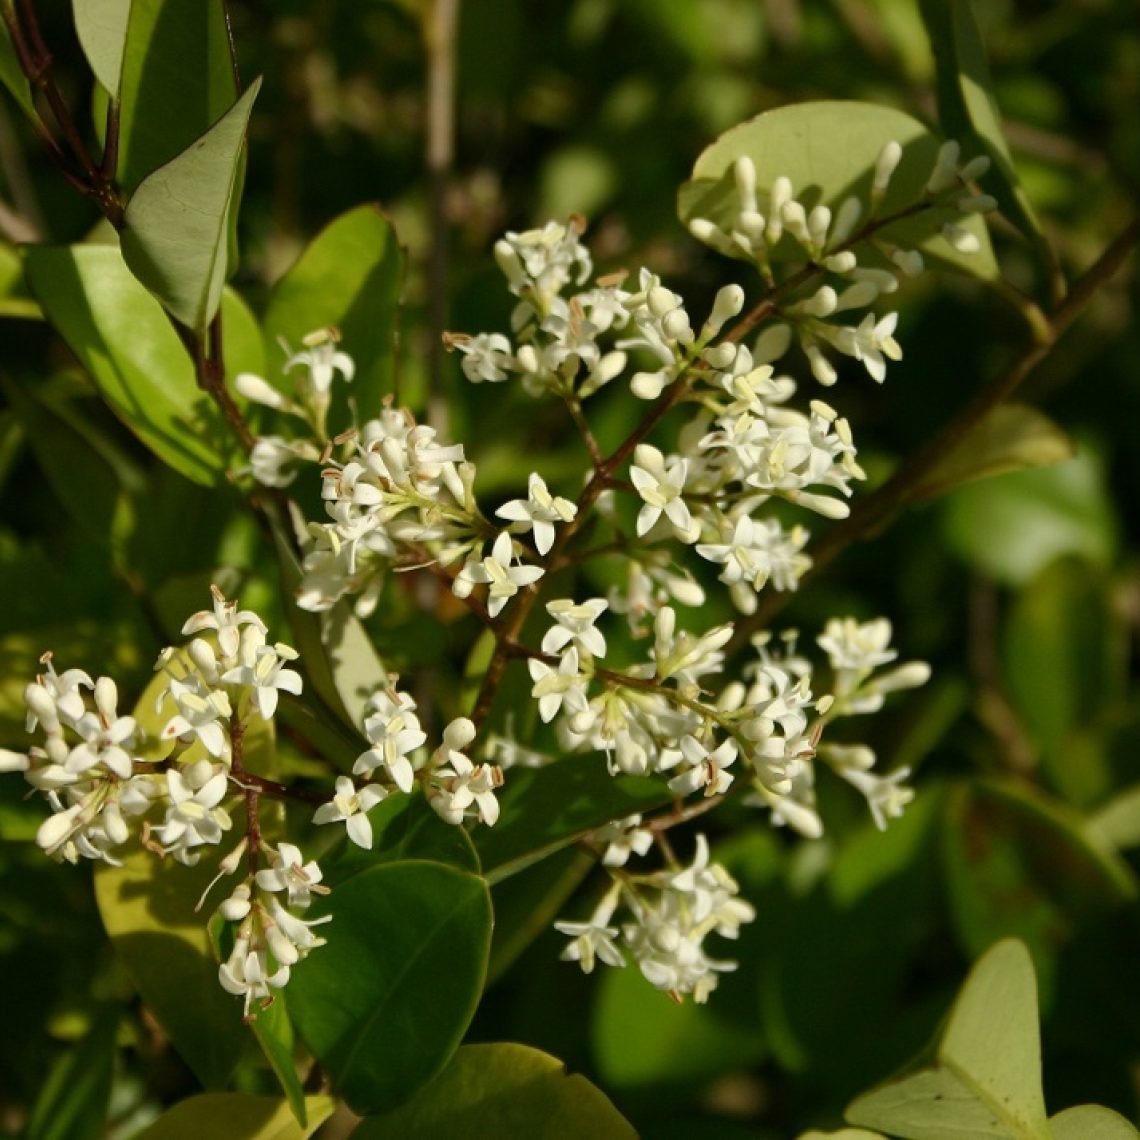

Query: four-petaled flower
left=313, top=776, right=387, bottom=849
left=629, top=444, right=697, bottom=541
left=453, top=531, right=544, bottom=617
left=496, top=473, right=578, bottom=555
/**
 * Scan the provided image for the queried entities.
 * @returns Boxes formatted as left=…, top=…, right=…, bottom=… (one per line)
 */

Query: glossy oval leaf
left=138, top=1094, right=335, bottom=1140
left=263, top=205, right=404, bottom=426
left=23, top=244, right=253, bottom=485
left=352, top=1043, right=636, bottom=1139
left=678, top=101, right=997, bottom=279
left=287, top=859, right=492, bottom=1116
left=72, top=0, right=131, bottom=96
left=911, top=404, right=1073, bottom=503
left=122, top=80, right=261, bottom=334
left=246, top=992, right=308, bottom=1129
left=116, top=0, right=237, bottom=191
left=847, top=939, right=1049, bottom=1140
left=474, top=755, right=674, bottom=883
left=919, top=0, right=1042, bottom=243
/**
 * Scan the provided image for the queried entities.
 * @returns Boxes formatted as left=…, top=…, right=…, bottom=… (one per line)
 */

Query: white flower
left=527, top=647, right=590, bottom=724
left=833, top=312, right=902, bottom=383
left=63, top=677, right=139, bottom=780
left=629, top=444, right=696, bottom=541
left=452, top=332, right=515, bottom=383
left=219, top=934, right=290, bottom=1018
left=840, top=765, right=915, bottom=830
left=666, top=735, right=738, bottom=798
left=181, top=586, right=268, bottom=662
left=160, top=675, right=233, bottom=759
left=554, top=890, right=624, bottom=973
left=284, top=330, right=355, bottom=395
left=255, top=842, right=325, bottom=909
left=263, top=896, right=331, bottom=966
left=594, top=814, right=653, bottom=867
left=430, top=719, right=503, bottom=826
left=355, top=689, right=426, bottom=793
left=313, top=776, right=387, bottom=849
left=156, top=761, right=233, bottom=863
left=818, top=617, right=897, bottom=672
left=542, top=597, right=608, bottom=659
left=496, top=473, right=578, bottom=555
left=220, top=631, right=303, bottom=719
left=453, top=532, right=544, bottom=618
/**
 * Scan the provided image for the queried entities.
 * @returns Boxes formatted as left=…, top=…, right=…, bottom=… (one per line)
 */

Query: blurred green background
left=1, top=0, right=1138, bottom=1135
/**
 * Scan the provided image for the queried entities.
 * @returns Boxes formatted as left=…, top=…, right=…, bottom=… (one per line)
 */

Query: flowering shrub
left=0, top=2, right=1138, bottom=1137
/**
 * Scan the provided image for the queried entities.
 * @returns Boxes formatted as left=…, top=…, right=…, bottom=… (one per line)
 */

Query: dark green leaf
left=122, top=80, right=261, bottom=334
left=138, top=1093, right=335, bottom=1139
left=0, top=16, right=37, bottom=119
left=72, top=0, right=130, bottom=95
left=678, top=101, right=997, bottom=279
left=116, top=0, right=237, bottom=190
left=248, top=996, right=308, bottom=1128
left=919, top=0, right=1043, bottom=242
left=25, top=1007, right=118, bottom=1140
left=474, top=755, right=673, bottom=883
left=288, top=859, right=492, bottom=1116
left=263, top=205, right=404, bottom=426
left=911, top=404, right=1073, bottom=503
left=352, top=1043, right=636, bottom=1139
left=23, top=243, right=249, bottom=485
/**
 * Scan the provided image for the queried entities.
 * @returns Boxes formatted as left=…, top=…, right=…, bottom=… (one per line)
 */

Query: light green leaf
left=474, top=756, right=674, bottom=883
left=799, top=1131, right=889, bottom=1140
left=847, top=940, right=1050, bottom=1140
left=678, top=101, right=997, bottom=279
left=116, top=0, right=237, bottom=190
left=122, top=80, right=261, bottom=334
left=1091, top=786, right=1140, bottom=852
left=138, top=1094, right=335, bottom=1140
left=247, top=993, right=308, bottom=1128
left=94, top=839, right=247, bottom=1089
left=25, top=1006, right=117, bottom=1140
left=352, top=1043, right=636, bottom=1139
left=1048, top=1105, right=1139, bottom=1140
left=919, top=0, right=1043, bottom=242
left=23, top=243, right=251, bottom=485
left=943, top=447, right=1117, bottom=585
left=287, top=859, right=492, bottom=1116
left=263, top=205, right=404, bottom=425
left=72, top=0, right=130, bottom=96
left=0, top=17, right=37, bottom=119
left=912, top=404, right=1073, bottom=502
left=318, top=601, right=388, bottom=732
left=0, top=241, right=42, bottom=319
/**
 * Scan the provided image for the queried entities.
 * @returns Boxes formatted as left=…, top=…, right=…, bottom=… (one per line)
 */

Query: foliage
left=0, top=1, right=1138, bottom=1137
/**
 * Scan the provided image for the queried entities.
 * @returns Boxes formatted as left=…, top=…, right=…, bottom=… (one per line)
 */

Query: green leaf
left=0, top=240, right=42, bottom=319
left=23, top=243, right=248, bottom=485
left=121, top=80, right=261, bottom=334
left=1091, top=785, right=1140, bottom=852
left=318, top=600, right=388, bottom=732
left=138, top=1094, right=335, bottom=1139
left=287, top=859, right=492, bottom=1116
left=941, top=781, right=1136, bottom=1004
left=0, top=16, right=37, bottom=119
left=116, top=0, right=237, bottom=191
left=799, top=1132, right=888, bottom=1140
left=93, top=839, right=247, bottom=1088
left=25, top=1006, right=118, bottom=1140
left=352, top=1043, right=636, bottom=1139
left=1048, top=1105, right=1140, bottom=1140
left=911, top=404, right=1073, bottom=502
left=942, top=447, right=1117, bottom=585
left=263, top=205, right=404, bottom=425
left=919, top=0, right=1043, bottom=243
left=247, top=995, right=308, bottom=1129
left=678, top=101, right=997, bottom=279
left=474, top=755, right=674, bottom=883
left=72, top=0, right=131, bottom=96
left=847, top=939, right=1050, bottom=1140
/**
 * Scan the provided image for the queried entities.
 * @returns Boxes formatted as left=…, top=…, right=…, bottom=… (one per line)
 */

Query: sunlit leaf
left=1048, top=1105, right=1139, bottom=1140
left=846, top=940, right=1050, bottom=1140
left=116, top=0, right=237, bottom=190
left=678, top=101, right=997, bottom=279
left=138, top=1094, right=335, bottom=1139
left=287, top=859, right=492, bottom=1116
left=23, top=244, right=256, bottom=485
left=263, top=205, right=404, bottom=427
left=919, top=0, right=1043, bottom=242
left=353, top=1043, right=636, bottom=1139
left=911, top=404, right=1073, bottom=502
left=122, top=81, right=261, bottom=334
left=72, top=0, right=131, bottom=96
left=247, top=993, right=308, bottom=1128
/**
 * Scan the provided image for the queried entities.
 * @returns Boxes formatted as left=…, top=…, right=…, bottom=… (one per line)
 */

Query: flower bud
left=234, top=372, right=289, bottom=410
left=733, top=156, right=758, bottom=214
left=925, top=140, right=961, bottom=195
left=872, top=140, right=903, bottom=199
